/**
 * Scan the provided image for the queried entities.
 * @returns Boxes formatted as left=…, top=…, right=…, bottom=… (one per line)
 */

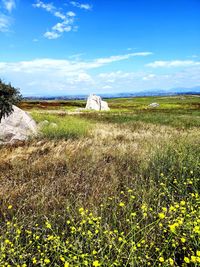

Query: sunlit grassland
left=20, top=95, right=200, bottom=112
left=0, top=95, right=200, bottom=266
left=22, top=95, right=200, bottom=128
left=79, top=109, right=200, bottom=128
left=32, top=113, right=92, bottom=140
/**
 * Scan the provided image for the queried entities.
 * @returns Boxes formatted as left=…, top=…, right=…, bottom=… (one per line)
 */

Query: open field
left=0, top=95, right=200, bottom=266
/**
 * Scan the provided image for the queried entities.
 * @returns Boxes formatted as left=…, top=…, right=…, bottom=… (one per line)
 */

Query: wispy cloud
left=0, top=52, right=152, bottom=72
left=33, top=0, right=91, bottom=39
left=33, top=0, right=76, bottom=39
left=70, top=1, right=92, bottom=10
left=33, top=1, right=55, bottom=12
left=43, top=31, right=61, bottom=40
left=97, top=67, right=200, bottom=94
left=0, top=13, right=10, bottom=32
left=0, top=0, right=16, bottom=32
left=146, top=60, right=200, bottom=68
left=0, top=52, right=152, bottom=95
left=94, top=52, right=153, bottom=65
left=2, top=59, right=200, bottom=97
left=2, top=0, right=16, bottom=13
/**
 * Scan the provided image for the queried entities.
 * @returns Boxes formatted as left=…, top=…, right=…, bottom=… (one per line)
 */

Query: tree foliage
left=0, top=79, right=22, bottom=123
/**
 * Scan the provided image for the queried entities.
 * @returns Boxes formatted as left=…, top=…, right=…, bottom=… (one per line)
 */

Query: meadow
left=0, top=95, right=199, bottom=267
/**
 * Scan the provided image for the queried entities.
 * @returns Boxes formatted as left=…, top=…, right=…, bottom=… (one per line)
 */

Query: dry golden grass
left=0, top=121, right=199, bottom=218
left=0, top=110, right=200, bottom=266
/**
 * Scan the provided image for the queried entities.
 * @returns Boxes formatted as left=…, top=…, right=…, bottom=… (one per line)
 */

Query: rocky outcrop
left=86, top=94, right=110, bottom=111
left=0, top=105, right=37, bottom=144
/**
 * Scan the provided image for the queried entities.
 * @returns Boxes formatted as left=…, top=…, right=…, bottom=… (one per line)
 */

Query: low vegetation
left=32, top=113, right=92, bottom=140
left=0, top=95, right=199, bottom=266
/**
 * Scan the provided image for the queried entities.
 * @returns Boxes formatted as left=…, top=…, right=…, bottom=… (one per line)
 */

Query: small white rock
left=149, top=103, right=160, bottom=108
left=49, top=123, right=58, bottom=128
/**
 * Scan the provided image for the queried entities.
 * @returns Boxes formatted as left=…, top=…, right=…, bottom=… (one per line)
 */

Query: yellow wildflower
left=60, top=256, right=65, bottom=262
left=181, top=237, right=186, bottom=243
left=191, top=256, right=197, bottom=263
left=45, top=222, right=51, bottom=229
left=159, top=257, right=164, bottom=263
left=168, top=258, right=174, bottom=266
left=180, top=200, right=186, bottom=206
left=184, top=257, right=190, bottom=263
left=44, top=258, right=50, bottom=264
left=158, top=213, right=165, bottom=219
left=32, top=258, right=37, bottom=264
left=93, top=260, right=100, bottom=267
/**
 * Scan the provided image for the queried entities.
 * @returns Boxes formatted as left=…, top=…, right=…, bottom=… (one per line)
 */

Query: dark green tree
left=0, top=79, right=22, bottom=123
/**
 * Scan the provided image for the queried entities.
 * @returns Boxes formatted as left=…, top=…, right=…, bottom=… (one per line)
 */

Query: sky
left=0, top=0, right=200, bottom=96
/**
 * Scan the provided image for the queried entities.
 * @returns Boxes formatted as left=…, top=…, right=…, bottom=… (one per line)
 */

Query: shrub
left=0, top=79, right=22, bottom=122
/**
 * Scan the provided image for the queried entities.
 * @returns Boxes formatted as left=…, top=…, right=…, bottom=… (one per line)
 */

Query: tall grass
left=0, top=108, right=199, bottom=266
left=32, top=113, right=92, bottom=140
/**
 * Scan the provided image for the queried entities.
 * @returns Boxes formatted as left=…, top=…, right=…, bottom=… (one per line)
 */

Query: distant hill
left=24, top=86, right=200, bottom=100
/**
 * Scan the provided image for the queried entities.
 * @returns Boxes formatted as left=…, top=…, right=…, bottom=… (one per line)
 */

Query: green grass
left=21, top=95, right=200, bottom=112
left=32, top=113, right=92, bottom=140
left=79, top=109, right=200, bottom=128
left=21, top=95, right=200, bottom=129
left=0, top=95, right=199, bottom=266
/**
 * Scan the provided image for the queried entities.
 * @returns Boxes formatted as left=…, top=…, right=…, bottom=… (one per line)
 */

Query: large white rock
left=86, top=94, right=110, bottom=111
left=0, top=105, right=37, bottom=144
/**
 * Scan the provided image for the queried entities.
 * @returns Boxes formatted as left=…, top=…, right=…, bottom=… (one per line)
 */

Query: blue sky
left=0, top=0, right=200, bottom=96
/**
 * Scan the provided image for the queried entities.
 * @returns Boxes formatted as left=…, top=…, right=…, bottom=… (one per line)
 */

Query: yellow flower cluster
left=0, top=176, right=199, bottom=266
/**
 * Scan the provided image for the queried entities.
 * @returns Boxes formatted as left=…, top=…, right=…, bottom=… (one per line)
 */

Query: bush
left=0, top=79, right=22, bottom=122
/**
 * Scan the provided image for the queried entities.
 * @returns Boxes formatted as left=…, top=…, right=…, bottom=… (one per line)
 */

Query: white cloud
left=33, top=1, right=55, bottom=12
left=33, top=0, right=76, bottom=39
left=52, top=22, right=72, bottom=33
left=0, top=13, right=10, bottom=32
left=44, top=31, right=61, bottom=39
left=91, top=52, right=153, bottom=67
left=0, top=0, right=16, bottom=32
left=147, top=60, right=200, bottom=68
left=67, top=11, right=76, bottom=17
left=2, top=53, right=199, bottom=96
left=2, top=0, right=16, bottom=13
left=70, top=1, right=92, bottom=10
left=102, top=85, right=113, bottom=89
left=69, top=53, right=85, bottom=60
left=97, top=67, right=200, bottom=93
left=142, top=74, right=156, bottom=80
left=54, top=11, right=66, bottom=20
left=0, top=52, right=153, bottom=96
left=0, top=52, right=151, bottom=73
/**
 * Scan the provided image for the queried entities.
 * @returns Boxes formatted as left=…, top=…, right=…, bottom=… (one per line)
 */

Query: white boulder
left=0, top=105, right=37, bottom=144
left=149, top=103, right=160, bottom=108
left=101, top=100, right=110, bottom=111
left=86, top=94, right=110, bottom=111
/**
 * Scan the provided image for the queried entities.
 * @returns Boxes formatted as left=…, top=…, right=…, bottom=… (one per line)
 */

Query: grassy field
left=0, top=95, right=200, bottom=266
